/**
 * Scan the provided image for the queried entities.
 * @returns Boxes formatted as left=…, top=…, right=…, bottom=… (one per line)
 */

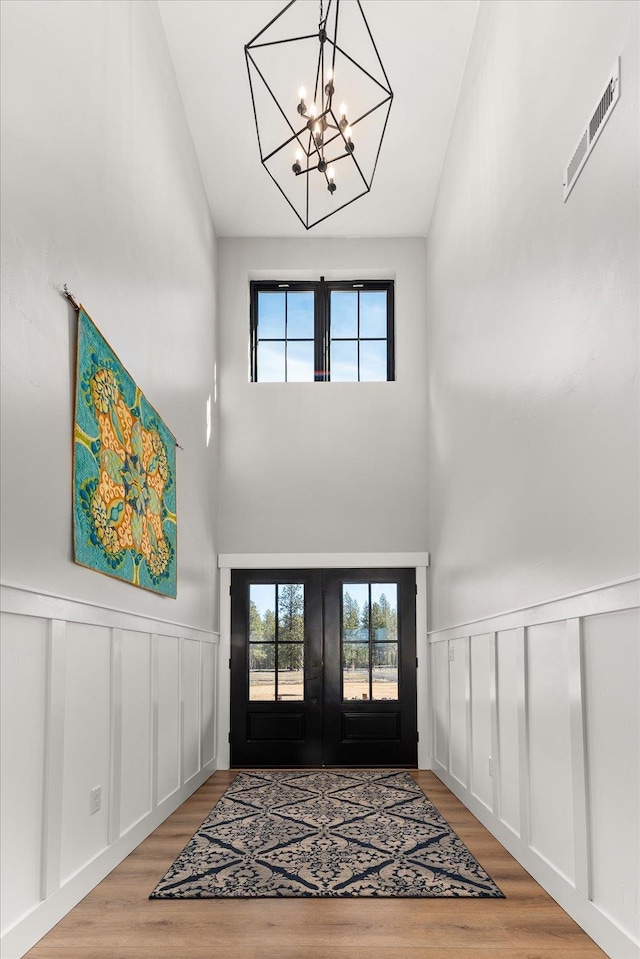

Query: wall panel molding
left=0, top=588, right=219, bottom=959
left=0, top=583, right=219, bottom=642
left=427, top=575, right=640, bottom=641
left=40, top=620, right=66, bottom=902
left=428, top=579, right=640, bottom=959
left=567, top=617, right=591, bottom=900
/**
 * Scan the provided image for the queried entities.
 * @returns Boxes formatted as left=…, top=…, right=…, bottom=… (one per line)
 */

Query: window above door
left=250, top=278, right=395, bottom=383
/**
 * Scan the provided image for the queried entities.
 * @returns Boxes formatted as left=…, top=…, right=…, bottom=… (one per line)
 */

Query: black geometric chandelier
left=245, top=0, right=393, bottom=230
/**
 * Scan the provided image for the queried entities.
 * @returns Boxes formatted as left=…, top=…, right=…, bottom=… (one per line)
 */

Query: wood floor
left=25, top=770, right=607, bottom=959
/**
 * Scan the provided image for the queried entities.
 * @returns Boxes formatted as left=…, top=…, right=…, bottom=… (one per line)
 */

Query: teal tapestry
left=73, top=309, right=177, bottom=597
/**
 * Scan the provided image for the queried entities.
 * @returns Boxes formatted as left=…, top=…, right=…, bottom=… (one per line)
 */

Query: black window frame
left=250, top=278, right=395, bottom=383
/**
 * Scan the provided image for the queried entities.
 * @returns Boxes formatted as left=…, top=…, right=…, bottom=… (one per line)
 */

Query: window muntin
left=329, top=288, right=389, bottom=382
left=254, top=287, right=316, bottom=383
left=341, top=582, right=399, bottom=701
left=251, top=280, right=394, bottom=382
left=249, top=583, right=305, bottom=701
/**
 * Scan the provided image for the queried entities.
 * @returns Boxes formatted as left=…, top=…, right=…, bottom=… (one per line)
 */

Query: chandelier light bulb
left=299, top=86, right=306, bottom=100
left=328, top=166, right=335, bottom=182
left=296, top=148, right=303, bottom=162
left=340, top=103, right=347, bottom=118
left=345, top=125, right=355, bottom=152
left=324, top=66, right=334, bottom=97
left=309, top=103, right=316, bottom=117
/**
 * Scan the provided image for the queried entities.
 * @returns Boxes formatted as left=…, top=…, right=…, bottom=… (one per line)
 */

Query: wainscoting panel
left=60, top=623, right=111, bottom=886
left=428, top=576, right=640, bottom=959
left=0, top=614, right=47, bottom=934
left=449, top=636, right=468, bottom=788
left=0, top=584, right=219, bottom=959
left=120, top=631, right=152, bottom=835
left=583, top=607, right=640, bottom=945
left=470, top=633, right=492, bottom=811
left=432, top=638, right=449, bottom=769
left=156, top=635, right=181, bottom=805
left=201, top=641, right=217, bottom=768
left=527, top=621, right=574, bottom=883
left=181, top=639, right=201, bottom=783
left=496, top=628, right=520, bottom=835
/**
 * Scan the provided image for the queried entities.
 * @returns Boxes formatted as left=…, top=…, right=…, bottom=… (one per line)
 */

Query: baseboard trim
left=0, top=761, right=217, bottom=959
left=432, top=761, right=639, bottom=959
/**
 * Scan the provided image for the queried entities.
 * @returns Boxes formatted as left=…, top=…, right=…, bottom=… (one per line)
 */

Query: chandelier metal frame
left=245, top=0, right=393, bottom=230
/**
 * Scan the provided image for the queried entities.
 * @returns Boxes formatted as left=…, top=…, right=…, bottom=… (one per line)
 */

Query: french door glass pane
left=250, top=584, right=276, bottom=640
left=277, top=584, right=305, bottom=641
left=343, top=663, right=370, bottom=701
left=249, top=583, right=305, bottom=701
left=372, top=643, right=398, bottom=700
left=341, top=582, right=399, bottom=702
left=371, top=583, right=397, bottom=641
left=249, top=645, right=276, bottom=701
left=278, top=643, right=304, bottom=701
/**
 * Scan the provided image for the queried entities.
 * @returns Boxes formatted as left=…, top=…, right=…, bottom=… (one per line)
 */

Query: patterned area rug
left=150, top=770, right=504, bottom=899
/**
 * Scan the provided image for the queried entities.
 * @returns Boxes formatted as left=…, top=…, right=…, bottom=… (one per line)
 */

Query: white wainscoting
left=0, top=584, right=219, bottom=959
left=428, top=576, right=640, bottom=959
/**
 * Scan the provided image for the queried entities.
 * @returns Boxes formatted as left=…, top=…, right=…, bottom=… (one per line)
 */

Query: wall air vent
left=564, top=58, right=620, bottom=202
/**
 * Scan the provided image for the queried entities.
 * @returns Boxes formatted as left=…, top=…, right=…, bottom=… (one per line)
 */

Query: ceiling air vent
left=564, top=58, right=620, bottom=202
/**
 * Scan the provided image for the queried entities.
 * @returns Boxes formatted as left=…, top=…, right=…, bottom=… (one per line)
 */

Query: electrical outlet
left=90, top=786, right=101, bottom=816
left=488, top=757, right=494, bottom=778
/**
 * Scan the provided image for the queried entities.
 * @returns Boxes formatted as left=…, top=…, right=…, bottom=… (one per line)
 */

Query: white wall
left=218, top=237, right=428, bottom=554
left=425, top=3, right=639, bottom=957
left=0, top=2, right=220, bottom=955
left=425, top=0, right=639, bottom=630
left=0, top=0, right=219, bottom=630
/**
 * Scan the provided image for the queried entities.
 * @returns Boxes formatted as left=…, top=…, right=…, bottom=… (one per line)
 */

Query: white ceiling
left=158, top=0, right=479, bottom=237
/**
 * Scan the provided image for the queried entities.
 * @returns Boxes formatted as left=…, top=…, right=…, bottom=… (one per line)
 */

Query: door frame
left=217, top=552, right=430, bottom=770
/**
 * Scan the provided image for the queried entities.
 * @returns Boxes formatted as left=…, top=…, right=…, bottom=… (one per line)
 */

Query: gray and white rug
left=150, top=769, right=504, bottom=899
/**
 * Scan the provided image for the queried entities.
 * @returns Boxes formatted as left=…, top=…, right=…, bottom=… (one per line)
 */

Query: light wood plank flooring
left=26, top=771, right=607, bottom=959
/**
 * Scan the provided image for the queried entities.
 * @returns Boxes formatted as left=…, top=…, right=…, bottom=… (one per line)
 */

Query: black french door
left=230, top=568, right=417, bottom=767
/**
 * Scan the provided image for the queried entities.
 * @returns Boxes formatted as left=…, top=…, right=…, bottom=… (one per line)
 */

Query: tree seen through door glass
left=249, top=583, right=304, bottom=701
left=342, top=583, right=398, bottom=701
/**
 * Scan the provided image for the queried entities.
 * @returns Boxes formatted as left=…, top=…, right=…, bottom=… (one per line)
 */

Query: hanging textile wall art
left=73, top=308, right=177, bottom=597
